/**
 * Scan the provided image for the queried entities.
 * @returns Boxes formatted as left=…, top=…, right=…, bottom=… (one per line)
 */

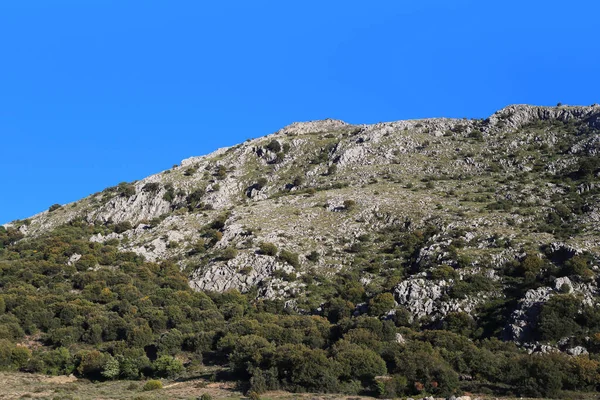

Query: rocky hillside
left=5, top=104, right=600, bottom=348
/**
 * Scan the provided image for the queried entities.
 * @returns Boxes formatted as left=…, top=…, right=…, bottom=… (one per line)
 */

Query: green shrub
left=114, top=221, right=133, bottom=234
left=368, top=293, right=396, bottom=316
left=153, top=355, right=184, bottom=378
left=343, top=199, right=356, bottom=211
left=279, top=250, right=300, bottom=268
left=199, top=394, right=213, bottom=400
left=254, top=178, right=268, bottom=191
left=215, top=165, right=227, bottom=180
left=142, top=380, right=163, bottom=391
left=258, top=242, right=278, bottom=256
left=118, top=183, right=136, bottom=197
left=49, top=204, right=62, bottom=212
left=292, top=176, right=304, bottom=187
left=266, top=140, right=281, bottom=153
left=142, top=183, right=160, bottom=193
left=220, top=247, right=238, bottom=261
left=306, top=251, right=319, bottom=262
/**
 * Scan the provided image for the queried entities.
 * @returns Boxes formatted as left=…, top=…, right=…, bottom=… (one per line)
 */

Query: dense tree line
left=1, top=220, right=600, bottom=398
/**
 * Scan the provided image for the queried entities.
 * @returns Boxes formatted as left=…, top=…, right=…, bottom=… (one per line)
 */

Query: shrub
left=49, top=204, right=62, bottom=212
left=114, top=221, right=133, bottom=234
left=142, top=380, right=163, bottom=391
left=343, top=200, right=356, bottom=211
left=468, top=129, right=483, bottom=140
left=252, top=178, right=268, bottom=192
left=279, top=250, right=300, bottom=268
left=215, top=165, right=227, bottom=180
left=306, top=251, right=319, bottom=262
left=266, top=140, right=281, bottom=153
left=153, top=355, right=184, bottom=378
left=118, top=183, right=136, bottom=198
left=199, top=394, right=213, bottom=400
left=258, top=242, right=278, bottom=256
left=368, top=293, right=396, bottom=316
left=76, top=350, right=111, bottom=380
left=142, top=183, right=160, bottom=193
left=220, top=247, right=238, bottom=261
left=292, top=176, right=304, bottom=187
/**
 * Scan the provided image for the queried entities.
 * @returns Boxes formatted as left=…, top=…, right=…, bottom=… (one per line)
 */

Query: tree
left=153, top=355, right=184, bottom=378
left=101, top=355, right=120, bottom=380
left=77, top=350, right=111, bottom=380
left=334, top=341, right=387, bottom=383
left=266, top=140, right=281, bottom=153
left=368, top=293, right=396, bottom=316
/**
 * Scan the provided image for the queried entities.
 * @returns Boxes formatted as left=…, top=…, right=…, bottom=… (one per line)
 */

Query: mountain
left=1, top=104, right=600, bottom=397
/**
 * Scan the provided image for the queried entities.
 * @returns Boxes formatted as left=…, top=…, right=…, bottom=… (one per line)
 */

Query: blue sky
left=1, top=0, right=599, bottom=224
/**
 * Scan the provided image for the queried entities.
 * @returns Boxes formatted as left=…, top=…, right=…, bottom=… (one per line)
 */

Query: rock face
left=4, top=104, right=600, bottom=348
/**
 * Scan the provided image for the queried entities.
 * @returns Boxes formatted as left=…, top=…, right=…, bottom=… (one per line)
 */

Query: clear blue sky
left=1, top=1, right=599, bottom=224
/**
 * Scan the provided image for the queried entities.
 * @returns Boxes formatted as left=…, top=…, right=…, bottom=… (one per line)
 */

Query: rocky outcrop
left=489, top=104, right=600, bottom=131
left=189, top=252, right=300, bottom=298
left=393, top=277, right=484, bottom=320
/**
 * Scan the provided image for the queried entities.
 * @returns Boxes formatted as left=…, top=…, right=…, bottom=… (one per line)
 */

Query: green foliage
left=49, top=204, right=62, bottom=212
left=153, top=355, right=184, bottom=378
left=279, top=250, right=300, bottom=268
left=368, top=293, right=396, bottom=316
left=113, top=221, right=132, bottom=234
left=343, top=199, right=356, bottom=211
left=266, top=140, right=281, bottom=153
left=258, top=242, right=278, bottom=256
left=220, top=247, right=238, bottom=261
left=118, top=183, right=136, bottom=198
left=306, top=251, right=319, bottom=262
left=142, top=182, right=160, bottom=193
left=537, top=295, right=581, bottom=341
left=142, top=380, right=163, bottom=391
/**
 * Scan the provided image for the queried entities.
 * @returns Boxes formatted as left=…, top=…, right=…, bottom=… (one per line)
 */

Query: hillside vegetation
left=1, top=104, right=600, bottom=398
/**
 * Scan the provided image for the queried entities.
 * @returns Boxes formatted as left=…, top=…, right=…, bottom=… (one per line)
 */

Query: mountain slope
left=1, top=104, right=600, bottom=397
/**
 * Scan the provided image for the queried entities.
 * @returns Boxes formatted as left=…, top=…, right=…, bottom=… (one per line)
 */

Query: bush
left=306, top=251, right=319, bottom=262
left=258, top=242, right=278, bottom=256
left=468, top=129, right=483, bottom=140
left=220, top=247, right=238, bottom=261
left=254, top=178, right=268, bottom=191
left=266, top=140, right=281, bottom=153
left=142, top=183, right=160, bottom=193
left=368, top=293, right=396, bottom=317
left=343, top=200, right=356, bottom=211
left=153, top=356, right=184, bottom=378
left=142, top=380, right=163, bottom=391
left=292, top=176, right=304, bottom=187
left=118, top=183, right=136, bottom=197
left=279, top=250, right=300, bottom=268
left=49, top=204, right=62, bottom=212
left=199, top=394, right=213, bottom=400
left=114, top=221, right=133, bottom=234
left=215, top=165, right=227, bottom=180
